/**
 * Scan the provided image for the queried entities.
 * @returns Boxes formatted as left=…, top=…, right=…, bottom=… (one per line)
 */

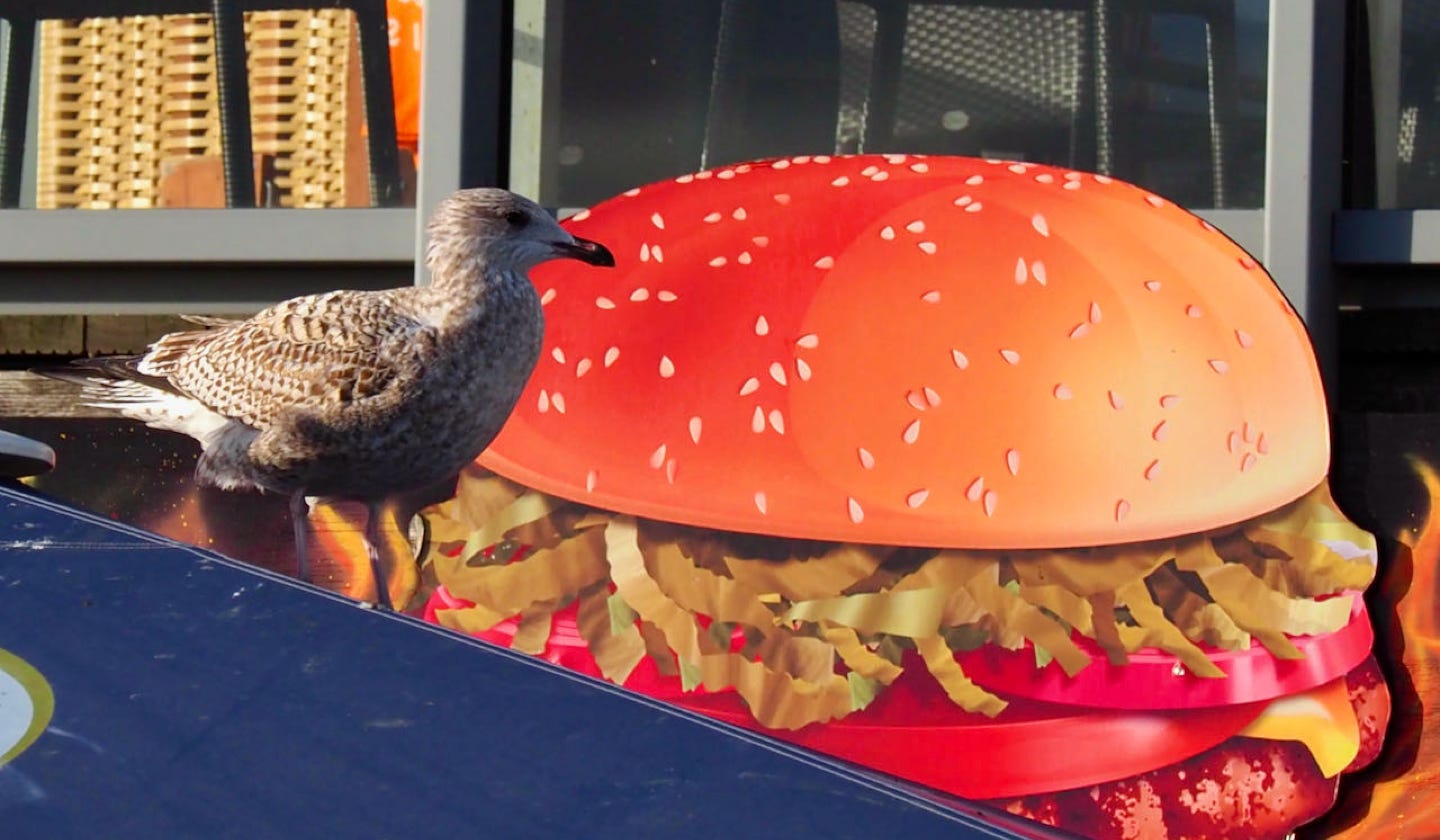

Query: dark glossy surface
left=0, top=481, right=1041, bottom=839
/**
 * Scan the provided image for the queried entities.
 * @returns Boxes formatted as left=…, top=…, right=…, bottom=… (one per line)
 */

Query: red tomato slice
left=425, top=586, right=1265, bottom=799
left=954, top=596, right=1374, bottom=710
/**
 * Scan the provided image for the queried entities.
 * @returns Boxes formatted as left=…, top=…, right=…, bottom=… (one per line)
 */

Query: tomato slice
left=425, top=586, right=1265, bottom=799
left=954, top=596, right=1374, bottom=710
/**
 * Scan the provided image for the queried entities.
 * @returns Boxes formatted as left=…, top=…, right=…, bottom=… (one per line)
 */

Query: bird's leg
left=364, top=501, right=394, bottom=610
left=289, top=490, right=310, bottom=583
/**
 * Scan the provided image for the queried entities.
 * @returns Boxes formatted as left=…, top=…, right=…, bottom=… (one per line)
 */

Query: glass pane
left=1362, top=0, right=1440, bottom=208
left=23, top=7, right=418, bottom=209
left=511, top=0, right=1268, bottom=210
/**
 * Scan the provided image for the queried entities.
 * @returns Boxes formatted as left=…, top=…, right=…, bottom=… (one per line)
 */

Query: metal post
left=1263, top=0, right=1347, bottom=400
left=414, top=0, right=470, bottom=284
left=353, top=0, right=403, bottom=207
left=0, top=16, right=34, bottom=209
left=211, top=0, right=256, bottom=208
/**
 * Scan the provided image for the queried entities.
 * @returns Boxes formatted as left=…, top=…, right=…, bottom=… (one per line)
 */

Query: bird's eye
left=504, top=209, right=528, bottom=228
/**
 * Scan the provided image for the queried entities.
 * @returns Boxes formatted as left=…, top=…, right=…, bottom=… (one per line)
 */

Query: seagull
left=41, top=189, right=614, bottom=608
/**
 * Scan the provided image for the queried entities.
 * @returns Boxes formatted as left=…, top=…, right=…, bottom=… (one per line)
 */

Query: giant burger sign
left=424, top=154, right=1389, bottom=839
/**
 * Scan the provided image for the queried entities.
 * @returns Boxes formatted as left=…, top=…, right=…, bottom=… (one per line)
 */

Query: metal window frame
left=0, top=1, right=488, bottom=313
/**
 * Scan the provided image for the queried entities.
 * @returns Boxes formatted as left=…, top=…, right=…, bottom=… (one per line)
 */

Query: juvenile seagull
left=50, top=189, right=614, bottom=608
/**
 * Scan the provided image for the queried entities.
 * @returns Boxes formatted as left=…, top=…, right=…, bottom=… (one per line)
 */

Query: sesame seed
left=769, top=410, right=786, bottom=434
left=1115, top=499, right=1130, bottom=521
left=659, top=356, right=676, bottom=378
left=1242, top=422, right=1255, bottom=443
left=1200, top=219, right=1217, bottom=232
left=597, top=297, right=617, bottom=310
left=881, top=225, right=896, bottom=240
left=795, top=358, right=812, bottom=381
left=1108, top=390, right=1125, bottom=410
left=1144, top=280, right=1162, bottom=292
left=552, top=392, right=567, bottom=414
left=717, top=169, right=735, bottom=180
left=658, top=290, right=678, bottom=302
left=733, top=207, right=748, bottom=220
left=983, top=490, right=998, bottom=517
left=858, top=447, right=876, bottom=469
left=640, top=243, right=651, bottom=262
left=649, top=444, right=667, bottom=469
left=624, top=187, right=642, bottom=196
left=604, top=347, right=620, bottom=367
left=1015, top=258, right=1028, bottom=284
left=1007, top=164, right=1027, bottom=174
left=951, top=349, right=969, bottom=369
left=906, top=220, right=926, bottom=234
left=676, top=174, right=695, bottom=184
left=755, top=315, right=770, bottom=335
left=966, top=477, right=985, bottom=502
left=586, top=470, right=597, bottom=492
left=1054, top=382, right=1074, bottom=400
left=773, top=194, right=791, bottom=205
left=848, top=497, right=865, bottom=523
left=797, top=334, right=820, bottom=349
left=696, top=171, right=713, bottom=180
left=769, top=362, right=788, bottom=386
left=540, top=288, right=557, bottom=305
left=1209, top=359, right=1230, bottom=374
left=666, top=459, right=678, bottom=484
left=1239, top=256, right=1258, bottom=270
left=1159, top=394, right=1180, bottom=409
left=954, top=195, right=973, bottom=206
left=861, top=165, right=879, bottom=177
left=751, top=406, right=765, bottom=433
left=918, top=241, right=938, bottom=255
left=740, top=377, right=760, bottom=396
left=570, top=209, right=592, bottom=221
left=1145, top=195, right=1165, bottom=208
left=906, top=390, right=928, bottom=411
left=1257, top=433, right=1269, bottom=454
left=814, top=156, right=832, bottom=164
left=1036, top=173, right=1055, bottom=184
left=755, top=492, right=768, bottom=514
left=794, top=155, right=812, bottom=164
left=753, top=236, right=770, bottom=247
left=921, top=290, right=942, bottom=303
left=885, top=154, right=907, bottom=164
left=1063, top=181, right=1081, bottom=190
left=1006, top=449, right=1020, bottom=475
left=704, top=212, right=723, bottom=223
left=906, top=489, right=930, bottom=508
left=738, top=251, right=753, bottom=265
left=910, top=162, right=929, bottom=173
left=1000, top=349, right=1021, bottom=365
left=831, top=175, right=851, bottom=187
left=1094, top=174, right=1114, bottom=184
left=965, top=202, right=983, bottom=213
left=631, top=288, right=650, bottom=302
left=1089, top=302, right=1102, bottom=323
left=871, top=171, right=890, bottom=181
left=924, top=386, right=941, bottom=406
left=538, top=390, right=550, bottom=413
left=652, top=244, right=664, bottom=263
left=1144, top=460, right=1161, bottom=481
left=966, top=175, right=984, bottom=185
left=1152, top=420, right=1168, bottom=441
left=899, top=418, right=922, bottom=445
left=772, top=160, right=791, bottom=170
left=1032, top=261, right=1047, bottom=285
left=651, top=212, right=665, bottom=229
left=709, top=256, right=728, bottom=268
left=1227, top=431, right=1239, bottom=452
left=1235, top=329, right=1254, bottom=349
left=814, top=256, right=835, bottom=269
left=1240, top=453, right=1257, bottom=472
left=1064, top=172, right=1083, bottom=181
left=1032, top=214, right=1050, bottom=237
left=552, top=347, right=566, bottom=364
left=576, top=358, right=592, bottom=378
left=1186, top=304, right=1203, bottom=318
left=689, top=416, right=702, bottom=444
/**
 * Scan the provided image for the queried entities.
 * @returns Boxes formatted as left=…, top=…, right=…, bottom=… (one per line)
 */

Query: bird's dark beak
left=555, top=236, right=615, bottom=267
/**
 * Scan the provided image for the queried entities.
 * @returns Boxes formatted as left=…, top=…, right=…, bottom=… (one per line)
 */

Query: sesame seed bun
left=482, top=154, right=1327, bottom=549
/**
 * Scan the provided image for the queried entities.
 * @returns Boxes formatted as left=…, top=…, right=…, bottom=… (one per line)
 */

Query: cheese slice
left=1237, top=676, right=1358, bottom=777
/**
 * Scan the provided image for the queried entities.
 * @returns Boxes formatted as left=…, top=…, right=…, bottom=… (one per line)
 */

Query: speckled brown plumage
left=54, top=188, right=614, bottom=606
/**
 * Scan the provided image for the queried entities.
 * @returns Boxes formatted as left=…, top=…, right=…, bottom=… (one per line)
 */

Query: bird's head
left=425, top=188, right=615, bottom=277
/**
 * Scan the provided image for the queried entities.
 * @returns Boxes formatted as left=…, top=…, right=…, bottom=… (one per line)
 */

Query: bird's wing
left=141, top=289, right=432, bottom=429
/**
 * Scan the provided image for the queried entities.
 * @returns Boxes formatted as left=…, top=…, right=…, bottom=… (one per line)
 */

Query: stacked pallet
left=36, top=11, right=354, bottom=209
